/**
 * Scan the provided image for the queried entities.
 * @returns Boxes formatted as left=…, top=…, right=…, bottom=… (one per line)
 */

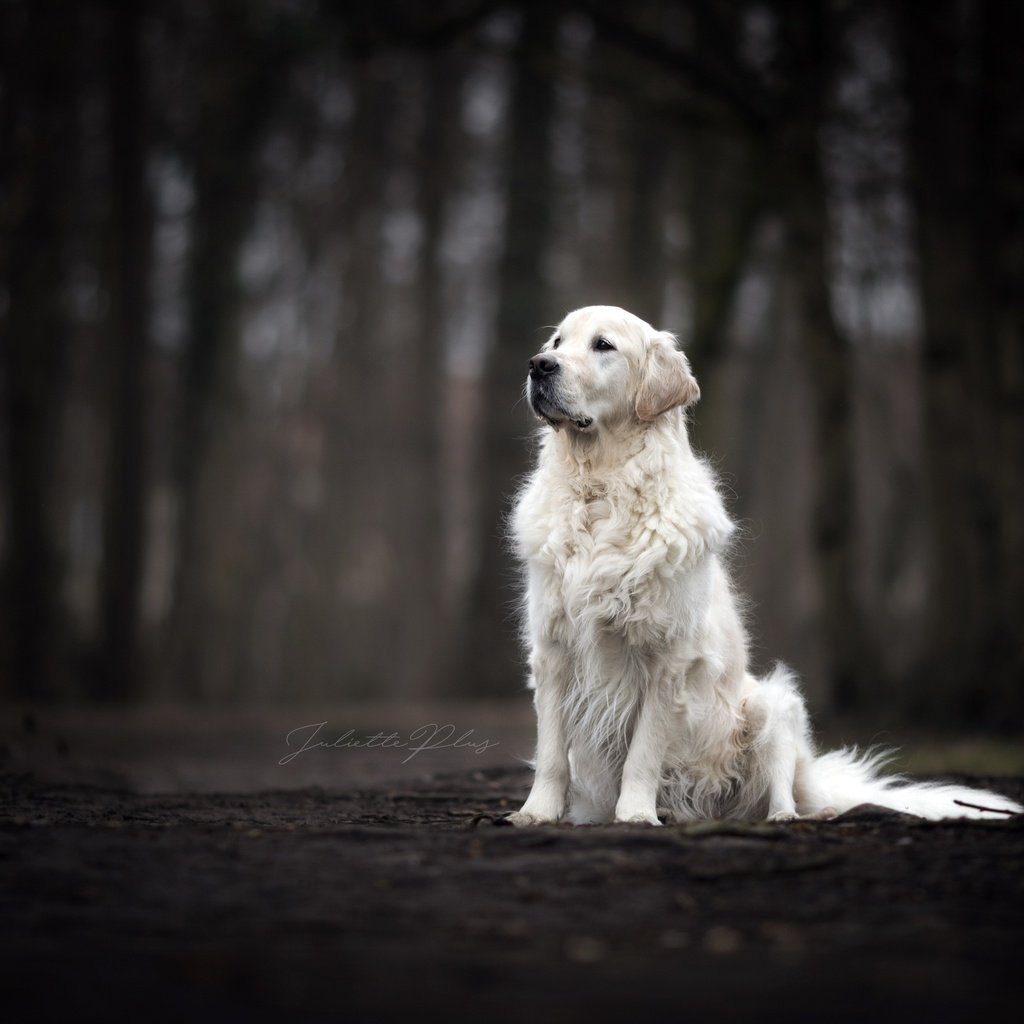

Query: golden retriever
left=508, top=305, right=1021, bottom=825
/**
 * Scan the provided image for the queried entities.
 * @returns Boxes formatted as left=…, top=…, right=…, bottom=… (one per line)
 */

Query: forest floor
left=1, top=707, right=1022, bottom=1022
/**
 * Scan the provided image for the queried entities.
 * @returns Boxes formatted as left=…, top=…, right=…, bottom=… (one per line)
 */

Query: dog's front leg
left=509, top=644, right=570, bottom=827
left=614, top=673, right=674, bottom=825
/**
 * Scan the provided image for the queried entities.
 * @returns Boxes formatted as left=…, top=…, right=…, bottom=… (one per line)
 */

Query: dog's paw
left=613, top=808, right=662, bottom=826
left=801, top=806, right=839, bottom=821
left=767, top=806, right=839, bottom=823
left=506, top=809, right=559, bottom=828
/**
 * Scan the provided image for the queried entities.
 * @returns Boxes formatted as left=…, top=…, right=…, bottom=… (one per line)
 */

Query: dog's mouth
left=528, top=383, right=594, bottom=431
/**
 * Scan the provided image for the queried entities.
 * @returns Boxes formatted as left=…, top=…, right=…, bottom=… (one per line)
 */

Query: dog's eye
left=592, top=337, right=616, bottom=352
left=551, top=336, right=561, bottom=350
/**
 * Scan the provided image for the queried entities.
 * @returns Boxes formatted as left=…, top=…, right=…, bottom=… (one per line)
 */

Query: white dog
left=508, top=305, right=1022, bottom=825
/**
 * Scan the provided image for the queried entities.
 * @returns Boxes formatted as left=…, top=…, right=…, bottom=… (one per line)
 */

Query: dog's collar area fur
left=547, top=410, right=683, bottom=474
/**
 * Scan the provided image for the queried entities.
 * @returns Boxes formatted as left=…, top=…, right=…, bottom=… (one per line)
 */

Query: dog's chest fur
left=544, top=488, right=671, bottom=647
left=515, top=437, right=733, bottom=655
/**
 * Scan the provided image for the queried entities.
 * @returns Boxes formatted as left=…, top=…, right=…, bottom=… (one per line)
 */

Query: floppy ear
left=634, top=332, right=700, bottom=421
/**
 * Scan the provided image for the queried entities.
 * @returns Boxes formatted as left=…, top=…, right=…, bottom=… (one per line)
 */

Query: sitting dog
left=508, top=305, right=1022, bottom=825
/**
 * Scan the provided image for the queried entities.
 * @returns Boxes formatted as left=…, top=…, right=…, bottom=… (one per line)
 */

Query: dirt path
left=2, top=767, right=1022, bottom=1022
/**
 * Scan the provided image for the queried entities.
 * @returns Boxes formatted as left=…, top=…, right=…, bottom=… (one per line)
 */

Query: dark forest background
left=1, top=0, right=1021, bottom=729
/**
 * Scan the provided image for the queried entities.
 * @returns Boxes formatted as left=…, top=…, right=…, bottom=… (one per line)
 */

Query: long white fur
left=508, top=305, right=1022, bottom=825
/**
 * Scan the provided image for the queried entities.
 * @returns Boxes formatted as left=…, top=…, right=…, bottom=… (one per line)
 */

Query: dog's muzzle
left=527, top=357, right=593, bottom=430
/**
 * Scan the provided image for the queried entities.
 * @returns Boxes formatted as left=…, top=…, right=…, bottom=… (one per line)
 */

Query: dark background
left=1, top=0, right=1021, bottom=734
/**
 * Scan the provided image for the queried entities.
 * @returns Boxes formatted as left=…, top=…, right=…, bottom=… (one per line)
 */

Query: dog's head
left=526, top=306, right=699, bottom=434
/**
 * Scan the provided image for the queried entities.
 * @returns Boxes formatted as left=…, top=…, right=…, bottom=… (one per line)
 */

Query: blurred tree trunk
left=985, top=3, right=1024, bottom=717
left=166, top=3, right=282, bottom=699
left=687, top=129, right=766, bottom=365
left=784, top=136, right=863, bottom=712
left=580, top=34, right=633, bottom=303
left=300, top=58, right=393, bottom=698
left=0, top=1, right=77, bottom=700
left=897, top=0, right=1024, bottom=722
left=778, top=2, right=866, bottom=713
left=684, top=125, right=771, bottom=461
left=623, top=110, right=672, bottom=324
left=466, top=8, right=559, bottom=696
left=684, top=0, right=770, bottom=372
left=96, top=0, right=153, bottom=701
left=397, top=57, right=463, bottom=695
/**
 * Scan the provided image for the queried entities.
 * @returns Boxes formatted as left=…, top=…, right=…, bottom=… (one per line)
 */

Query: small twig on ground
left=953, top=799, right=1019, bottom=816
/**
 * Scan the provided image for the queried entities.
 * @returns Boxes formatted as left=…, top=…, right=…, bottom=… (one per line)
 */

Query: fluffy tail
left=804, top=747, right=1023, bottom=821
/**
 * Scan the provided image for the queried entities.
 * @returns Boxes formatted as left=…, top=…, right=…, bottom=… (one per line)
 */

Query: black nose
left=529, top=355, right=559, bottom=379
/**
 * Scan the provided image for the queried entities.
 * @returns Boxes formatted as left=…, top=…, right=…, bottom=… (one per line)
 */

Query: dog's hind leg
left=741, top=666, right=816, bottom=821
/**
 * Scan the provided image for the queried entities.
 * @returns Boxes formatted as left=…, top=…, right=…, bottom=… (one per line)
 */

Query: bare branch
left=576, top=1, right=774, bottom=134
left=953, top=800, right=1019, bottom=816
